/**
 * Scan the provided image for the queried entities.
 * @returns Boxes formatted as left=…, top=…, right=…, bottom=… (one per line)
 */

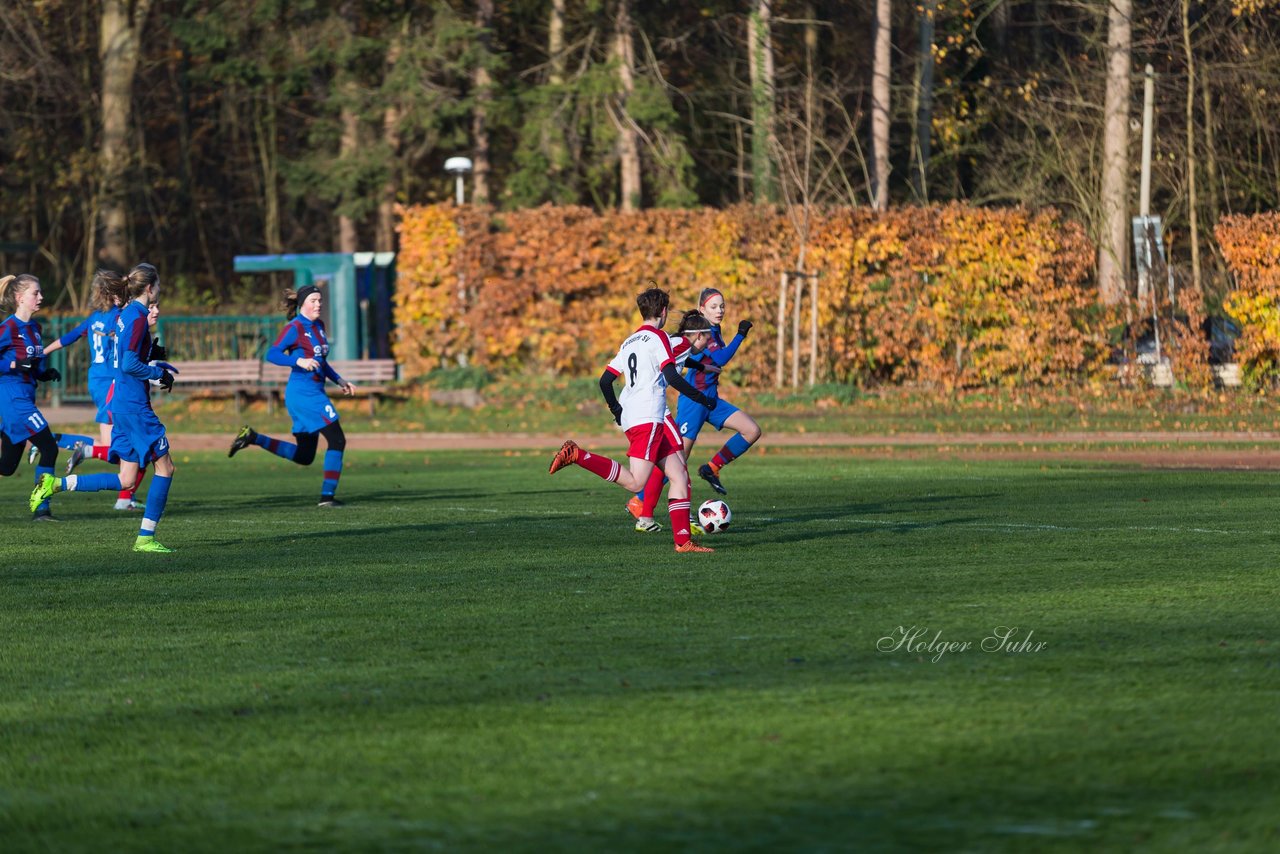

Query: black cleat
left=698, top=463, right=727, bottom=495
left=228, top=425, right=256, bottom=458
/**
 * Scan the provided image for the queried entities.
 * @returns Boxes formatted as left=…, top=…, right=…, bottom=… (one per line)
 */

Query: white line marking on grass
left=812, top=517, right=1256, bottom=536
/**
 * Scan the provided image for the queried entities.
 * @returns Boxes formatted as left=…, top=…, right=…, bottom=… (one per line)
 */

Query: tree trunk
left=471, top=0, right=494, bottom=206
left=1181, top=0, right=1201, bottom=293
left=549, top=0, right=566, bottom=86
left=871, top=0, right=892, bottom=210
left=615, top=0, right=641, bottom=211
left=1201, top=63, right=1220, bottom=229
left=338, top=87, right=359, bottom=254
left=253, top=87, right=283, bottom=254
left=376, top=30, right=404, bottom=254
left=913, top=0, right=935, bottom=202
left=748, top=0, right=776, bottom=204
left=1097, top=0, right=1132, bottom=305
left=990, top=0, right=1009, bottom=58
left=98, top=0, right=153, bottom=268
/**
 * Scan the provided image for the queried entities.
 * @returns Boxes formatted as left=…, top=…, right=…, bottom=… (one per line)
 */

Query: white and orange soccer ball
left=697, top=499, right=732, bottom=534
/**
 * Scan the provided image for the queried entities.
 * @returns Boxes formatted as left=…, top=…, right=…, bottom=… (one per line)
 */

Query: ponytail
left=124, top=262, right=159, bottom=301
left=0, top=273, right=39, bottom=314
left=91, top=269, right=126, bottom=312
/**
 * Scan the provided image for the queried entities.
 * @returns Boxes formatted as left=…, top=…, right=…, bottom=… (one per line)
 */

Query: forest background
left=5, top=1, right=1280, bottom=387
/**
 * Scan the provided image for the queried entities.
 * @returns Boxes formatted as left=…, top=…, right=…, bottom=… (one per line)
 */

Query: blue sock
left=725, top=433, right=752, bottom=459
left=56, top=433, right=93, bottom=450
left=321, top=450, right=344, bottom=498
left=64, top=473, right=123, bottom=492
left=34, top=466, right=53, bottom=513
left=254, top=433, right=296, bottom=461
left=139, top=475, right=172, bottom=538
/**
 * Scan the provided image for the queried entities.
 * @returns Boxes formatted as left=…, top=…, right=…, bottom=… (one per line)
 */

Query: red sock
left=640, top=465, right=665, bottom=517
left=121, top=465, right=146, bottom=501
left=575, top=449, right=622, bottom=482
left=91, top=445, right=110, bottom=461
left=668, top=499, right=692, bottom=546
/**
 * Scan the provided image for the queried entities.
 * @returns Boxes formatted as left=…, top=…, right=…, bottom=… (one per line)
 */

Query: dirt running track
left=160, top=431, right=1280, bottom=470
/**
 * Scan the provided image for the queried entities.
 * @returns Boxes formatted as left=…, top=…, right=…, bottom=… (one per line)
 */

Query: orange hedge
left=1219, top=213, right=1280, bottom=379
left=394, top=203, right=1101, bottom=388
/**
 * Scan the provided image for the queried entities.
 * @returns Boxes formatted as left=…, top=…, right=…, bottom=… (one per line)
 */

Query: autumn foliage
left=1218, top=213, right=1280, bottom=379
left=394, top=203, right=1101, bottom=388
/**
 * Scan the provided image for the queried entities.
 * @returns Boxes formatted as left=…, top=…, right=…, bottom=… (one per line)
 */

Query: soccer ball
left=697, top=499, right=732, bottom=534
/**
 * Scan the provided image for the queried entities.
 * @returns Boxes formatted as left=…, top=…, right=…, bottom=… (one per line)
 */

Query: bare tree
left=748, top=0, right=777, bottom=203
left=98, top=0, right=153, bottom=268
left=376, top=23, right=405, bottom=254
left=471, top=0, right=494, bottom=206
left=1097, top=0, right=1132, bottom=305
left=614, top=0, right=641, bottom=210
left=1181, top=0, right=1201, bottom=292
left=871, top=0, right=891, bottom=210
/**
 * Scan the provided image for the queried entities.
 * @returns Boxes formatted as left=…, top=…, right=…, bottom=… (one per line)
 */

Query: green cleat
left=29, top=473, right=60, bottom=512
left=228, top=425, right=256, bottom=458
left=133, top=536, right=174, bottom=554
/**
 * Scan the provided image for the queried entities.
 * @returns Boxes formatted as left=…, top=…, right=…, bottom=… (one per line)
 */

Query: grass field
left=2, top=448, right=1277, bottom=851
left=39, top=377, right=1280, bottom=437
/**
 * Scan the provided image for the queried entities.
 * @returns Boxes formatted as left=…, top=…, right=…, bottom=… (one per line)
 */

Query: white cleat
left=635, top=518, right=663, bottom=533
left=65, top=441, right=87, bottom=475
left=114, top=499, right=141, bottom=511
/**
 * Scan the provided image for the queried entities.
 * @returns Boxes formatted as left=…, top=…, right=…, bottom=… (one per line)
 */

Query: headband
left=698, top=287, right=723, bottom=306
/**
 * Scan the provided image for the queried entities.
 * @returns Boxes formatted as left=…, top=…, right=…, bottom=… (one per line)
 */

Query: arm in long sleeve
left=599, top=368, right=622, bottom=418
left=57, top=315, right=94, bottom=348
left=265, top=325, right=300, bottom=367
left=120, top=316, right=163, bottom=381
left=663, top=362, right=713, bottom=408
left=121, top=346, right=163, bottom=381
left=321, top=360, right=343, bottom=384
left=703, top=334, right=745, bottom=368
left=0, top=327, right=18, bottom=374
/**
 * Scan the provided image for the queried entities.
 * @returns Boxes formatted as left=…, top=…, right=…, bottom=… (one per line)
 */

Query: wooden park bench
left=260, top=358, right=402, bottom=415
left=168, top=359, right=261, bottom=413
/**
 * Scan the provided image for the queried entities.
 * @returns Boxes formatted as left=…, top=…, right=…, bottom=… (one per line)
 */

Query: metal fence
left=36, top=315, right=280, bottom=404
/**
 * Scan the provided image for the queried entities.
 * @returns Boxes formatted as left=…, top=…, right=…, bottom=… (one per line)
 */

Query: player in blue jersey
left=39, top=270, right=148, bottom=509
left=0, top=274, right=64, bottom=520
left=226, top=285, right=355, bottom=506
left=30, top=263, right=180, bottom=552
left=674, top=287, right=762, bottom=496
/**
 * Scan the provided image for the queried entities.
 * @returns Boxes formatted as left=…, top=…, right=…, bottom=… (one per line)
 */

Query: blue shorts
left=286, top=383, right=339, bottom=434
left=675, top=395, right=739, bottom=443
left=88, top=375, right=114, bottom=424
left=0, top=383, right=46, bottom=442
left=109, top=407, right=169, bottom=465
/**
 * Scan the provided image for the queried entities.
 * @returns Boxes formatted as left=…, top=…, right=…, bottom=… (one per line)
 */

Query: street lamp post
left=445, top=156, right=473, bottom=205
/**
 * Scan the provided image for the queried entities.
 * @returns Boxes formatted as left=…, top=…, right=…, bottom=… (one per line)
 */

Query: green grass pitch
left=1, top=449, right=1277, bottom=851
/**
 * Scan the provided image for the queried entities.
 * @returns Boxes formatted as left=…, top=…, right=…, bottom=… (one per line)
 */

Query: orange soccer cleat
left=626, top=495, right=644, bottom=519
left=674, top=540, right=715, bottom=553
left=548, top=440, right=581, bottom=474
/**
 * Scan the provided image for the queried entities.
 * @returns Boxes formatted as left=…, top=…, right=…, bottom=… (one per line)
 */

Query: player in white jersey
left=627, top=310, right=720, bottom=532
left=549, top=288, right=718, bottom=553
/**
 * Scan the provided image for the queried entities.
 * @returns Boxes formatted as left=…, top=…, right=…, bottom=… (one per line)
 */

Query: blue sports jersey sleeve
left=58, top=314, right=95, bottom=347
left=0, top=323, right=16, bottom=373
left=321, top=361, right=343, bottom=384
left=120, top=314, right=163, bottom=381
left=266, top=323, right=301, bottom=367
left=704, top=333, right=745, bottom=367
